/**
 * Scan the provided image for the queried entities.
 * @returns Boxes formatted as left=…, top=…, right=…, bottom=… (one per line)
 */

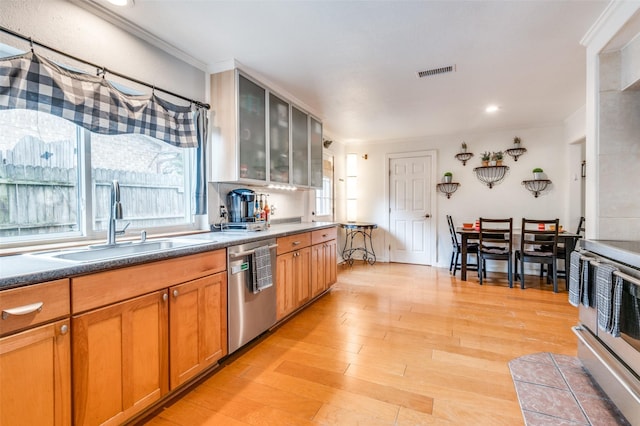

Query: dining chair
left=515, top=218, right=561, bottom=292
left=478, top=218, right=513, bottom=288
left=544, top=216, right=584, bottom=279
left=446, top=215, right=482, bottom=277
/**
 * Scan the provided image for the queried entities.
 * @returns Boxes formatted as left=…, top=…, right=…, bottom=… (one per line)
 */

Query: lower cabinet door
left=169, top=272, right=227, bottom=389
left=72, top=290, right=169, bottom=426
left=311, top=244, right=326, bottom=297
left=311, top=240, right=337, bottom=297
left=0, top=319, right=71, bottom=426
left=295, top=247, right=311, bottom=305
left=276, top=252, right=296, bottom=319
left=326, top=239, right=337, bottom=287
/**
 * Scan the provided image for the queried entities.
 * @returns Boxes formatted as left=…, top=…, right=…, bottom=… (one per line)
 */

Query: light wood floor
left=143, top=263, right=578, bottom=425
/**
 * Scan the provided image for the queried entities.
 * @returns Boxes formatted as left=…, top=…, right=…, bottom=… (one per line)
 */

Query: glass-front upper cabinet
left=310, top=117, right=323, bottom=188
left=238, top=75, right=266, bottom=181
left=291, top=106, right=309, bottom=187
left=269, top=93, right=290, bottom=184
left=210, top=68, right=322, bottom=187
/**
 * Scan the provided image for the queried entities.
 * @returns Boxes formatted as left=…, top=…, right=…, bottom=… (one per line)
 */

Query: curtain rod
left=0, top=24, right=210, bottom=110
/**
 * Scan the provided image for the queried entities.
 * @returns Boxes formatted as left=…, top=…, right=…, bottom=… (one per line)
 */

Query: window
left=315, top=155, right=334, bottom=221
left=0, top=108, right=197, bottom=244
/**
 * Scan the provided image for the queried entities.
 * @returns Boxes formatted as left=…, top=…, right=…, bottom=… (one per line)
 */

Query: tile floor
left=509, top=352, right=630, bottom=425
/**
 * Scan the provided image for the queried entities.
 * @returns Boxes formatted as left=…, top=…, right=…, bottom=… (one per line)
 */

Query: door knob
left=425, top=214, right=431, bottom=218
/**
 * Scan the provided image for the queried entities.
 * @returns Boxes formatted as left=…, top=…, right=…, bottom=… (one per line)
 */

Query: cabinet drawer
left=311, top=227, right=337, bottom=245
left=72, top=249, right=226, bottom=314
left=0, top=279, right=70, bottom=336
left=277, top=232, right=311, bottom=255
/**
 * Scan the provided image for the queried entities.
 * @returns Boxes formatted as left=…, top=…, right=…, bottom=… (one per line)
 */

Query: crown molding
left=68, top=0, right=207, bottom=71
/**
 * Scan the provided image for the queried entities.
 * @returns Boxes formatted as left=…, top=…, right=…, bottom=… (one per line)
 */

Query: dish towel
left=568, top=250, right=582, bottom=307
left=609, top=275, right=623, bottom=337
left=595, top=263, right=620, bottom=335
left=252, top=245, right=273, bottom=293
left=621, top=283, right=640, bottom=339
left=581, top=257, right=592, bottom=307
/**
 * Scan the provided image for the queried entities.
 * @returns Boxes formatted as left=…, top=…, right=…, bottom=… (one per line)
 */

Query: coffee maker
left=227, top=188, right=256, bottom=223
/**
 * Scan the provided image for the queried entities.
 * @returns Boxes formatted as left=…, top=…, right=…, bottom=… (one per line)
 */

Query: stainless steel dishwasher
left=227, top=238, right=278, bottom=354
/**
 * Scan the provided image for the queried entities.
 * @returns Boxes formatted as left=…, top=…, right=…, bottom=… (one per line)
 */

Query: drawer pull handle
left=2, top=302, right=43, bottom=320
left=292, top=241, right=301, bottom=246
left=322, top=234, right=328, bottom=237
left=173, top=290, right=179, bottom=298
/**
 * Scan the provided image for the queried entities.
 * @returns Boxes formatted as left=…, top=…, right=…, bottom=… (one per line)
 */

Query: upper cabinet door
left=310, top=117, right=323, bottom=188
left=238, top=75, right=267, bottom=181
left=292, top=106, right=309, bottom=186
left=269, top=93, right=290, bottom=184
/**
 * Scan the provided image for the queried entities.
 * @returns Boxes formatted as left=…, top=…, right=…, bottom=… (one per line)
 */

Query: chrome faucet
left=107, top=180, right=127, bottom=246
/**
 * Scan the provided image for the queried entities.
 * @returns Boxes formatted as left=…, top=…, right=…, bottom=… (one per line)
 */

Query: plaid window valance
left=0, top=51, right=200, bottom=148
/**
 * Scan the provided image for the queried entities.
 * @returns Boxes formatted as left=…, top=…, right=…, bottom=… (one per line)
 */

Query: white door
left=388, top=155, right=433, bottom=265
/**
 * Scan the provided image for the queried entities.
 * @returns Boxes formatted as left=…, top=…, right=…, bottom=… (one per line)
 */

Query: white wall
left=582, top=2, right=640, bottom=240
left=345, top=125, right=569, bottom=268
left=0, top=0, right=205, bottom=101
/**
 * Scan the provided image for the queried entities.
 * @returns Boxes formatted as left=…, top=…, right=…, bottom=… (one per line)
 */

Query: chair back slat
left=479, top=218, right=513, bottom=255
left=520, top=218, right=559, bottom=255
left=576, top=216, right=585, bottom=236
left=446, top=215, right=459, bottom=248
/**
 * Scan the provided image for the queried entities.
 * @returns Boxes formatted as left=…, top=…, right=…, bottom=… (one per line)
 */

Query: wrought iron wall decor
left=505, top=147, right=527, bottom=161
left=455, top=152, right=474, bottom=166
left=473, top=165, right=509, bottom=188
left=522, top=179, right=551, bottom=197
left=436, top=182, right=460, bottom=198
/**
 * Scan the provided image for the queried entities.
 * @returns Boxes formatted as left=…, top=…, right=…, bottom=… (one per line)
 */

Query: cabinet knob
left=163, top=293, right=168, bottom=302
left=60, top=324, right=69, bottom=335
left=173, top=290, right=179, bottom=298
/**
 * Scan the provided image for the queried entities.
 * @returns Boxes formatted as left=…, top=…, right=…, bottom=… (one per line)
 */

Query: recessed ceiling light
left=485, top=105, right=500, bottom=113
left=106, top=0, right=133, bottom=6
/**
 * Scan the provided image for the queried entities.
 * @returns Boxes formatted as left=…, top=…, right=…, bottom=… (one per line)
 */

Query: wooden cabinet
left=71, top=249, right=227, bottom=425
left=0, top=279, right=71, bottom=426
left=72, top=290, right=169, bottom=426
left=276, top=232, right=312, bottom=319
left=169, top=272, right=227, bottom=389
left=210, top=69, right=323, bottom=188
left=276, top=247, right=310, bottom=319
left=311, top=228, right=338, bottom=297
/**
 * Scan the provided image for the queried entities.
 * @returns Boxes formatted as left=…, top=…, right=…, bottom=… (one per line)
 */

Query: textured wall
left=0, top=0, right=205, bottom=102
left=597, top=49, right=640, bottom=240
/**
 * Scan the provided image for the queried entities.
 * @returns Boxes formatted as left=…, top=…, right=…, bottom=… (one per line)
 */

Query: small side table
left=340, top=222, right=378, bottom=266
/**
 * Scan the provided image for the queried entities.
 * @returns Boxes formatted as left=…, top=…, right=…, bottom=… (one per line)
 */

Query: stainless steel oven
left=573, top=242, right=640, bottom=425
left=227, top=238, right=277, bottom=354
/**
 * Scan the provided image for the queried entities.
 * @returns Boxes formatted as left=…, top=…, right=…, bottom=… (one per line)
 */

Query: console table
left=340, top=222, right=377, bottom=265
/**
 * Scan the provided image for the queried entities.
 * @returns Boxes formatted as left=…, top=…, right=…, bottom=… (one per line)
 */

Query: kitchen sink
left=30, top=238, right=213, bottom=263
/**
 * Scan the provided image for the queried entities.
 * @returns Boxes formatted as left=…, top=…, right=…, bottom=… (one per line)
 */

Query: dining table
left=456, top=227, right=582, bottom=281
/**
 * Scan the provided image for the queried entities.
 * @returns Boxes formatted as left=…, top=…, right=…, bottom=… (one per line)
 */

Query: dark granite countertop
left=581, top=239, right=640, bottom=269
left=0, top=222, right=337, bottom=291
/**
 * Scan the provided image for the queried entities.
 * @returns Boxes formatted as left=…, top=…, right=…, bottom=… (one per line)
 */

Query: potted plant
left=443, top=172, right=453, bottom=183
left=513, top=136, right=521, bottom=148
left=533, top=167, right=544, bottom=179
left=461, top=142, right=467, bottom=153
left=492, top=151, right=504, bottom=166
left=481, top=151, right=491, bottom=166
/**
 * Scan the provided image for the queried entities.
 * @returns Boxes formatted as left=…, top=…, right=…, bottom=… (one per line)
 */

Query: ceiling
left=82, top=0, right=609, bottom=144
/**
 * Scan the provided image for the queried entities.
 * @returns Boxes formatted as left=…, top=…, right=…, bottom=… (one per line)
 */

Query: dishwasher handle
left=229, top=244, right=278, bottom=260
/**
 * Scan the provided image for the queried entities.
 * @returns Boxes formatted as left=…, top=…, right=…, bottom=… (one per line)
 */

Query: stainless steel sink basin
left=30, top=238, right=213, bottom=263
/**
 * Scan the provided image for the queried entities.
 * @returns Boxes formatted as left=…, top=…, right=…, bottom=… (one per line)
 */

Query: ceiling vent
left=416, top=65, right=456, bottom=78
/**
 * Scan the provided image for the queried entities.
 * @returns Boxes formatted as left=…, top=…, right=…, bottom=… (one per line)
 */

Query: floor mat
left=508, top=352, right=630, bottom=425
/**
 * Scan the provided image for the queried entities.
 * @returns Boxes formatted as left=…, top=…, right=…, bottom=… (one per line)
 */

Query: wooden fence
left=0, top=165, right=188, bottom=238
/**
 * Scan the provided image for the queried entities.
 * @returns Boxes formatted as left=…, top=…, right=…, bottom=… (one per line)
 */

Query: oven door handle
left=229, top=244, right=278, bottom=260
